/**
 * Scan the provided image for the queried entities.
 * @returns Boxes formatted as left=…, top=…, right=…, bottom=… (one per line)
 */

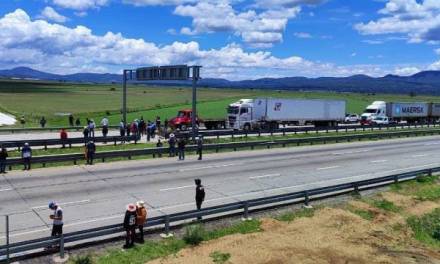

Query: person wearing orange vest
left=136, top=201, right=147, bottom=243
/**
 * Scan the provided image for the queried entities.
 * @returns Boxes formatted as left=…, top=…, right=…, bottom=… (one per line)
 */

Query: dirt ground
left=148, top=192, right=440, bottom=264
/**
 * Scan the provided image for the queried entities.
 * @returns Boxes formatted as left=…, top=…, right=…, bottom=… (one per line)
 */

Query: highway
left=1, top=135, right=440, bottom=244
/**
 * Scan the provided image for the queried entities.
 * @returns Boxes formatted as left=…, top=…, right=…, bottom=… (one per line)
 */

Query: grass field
left=1, top=79, right=439, bottom=127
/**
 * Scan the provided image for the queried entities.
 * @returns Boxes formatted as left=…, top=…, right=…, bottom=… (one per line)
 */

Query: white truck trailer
left=227, top=98, right=346, bottom=130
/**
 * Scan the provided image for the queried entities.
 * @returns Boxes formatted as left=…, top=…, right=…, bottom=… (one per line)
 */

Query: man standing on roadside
left=123, top=204, right=137, bottom=248
left=40, top=117, right=47, bottom=128
left=195, top=179, right=205, bottom=220
left=86, top=141, right=96, bottom=165
left=101, top=117, right=109, bottom=139
left=49, top=201, right=63, bottom=247
left=196, top=135, right=203, bottom=160
left=136, top=201, right=147, bottom=243
left=168, top=133, right=176, bottom=157
left=21, top=143, right=32, bottom=170
left=60, top=128, right=68, bottom=148
left=178, top=137, right=186, bottom=160
left=69, top=114, right=74, bottom=126
left=0, top=146, right=8, bottom=174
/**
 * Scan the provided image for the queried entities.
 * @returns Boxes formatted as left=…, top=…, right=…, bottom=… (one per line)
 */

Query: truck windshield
left=227, top=106, right=239, bottom=115
left=177, top=111, right=186, bottom=118
left=364, top=109, right=377, bottom=114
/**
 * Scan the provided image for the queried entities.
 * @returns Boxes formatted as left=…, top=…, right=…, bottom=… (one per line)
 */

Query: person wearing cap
left=86, top=141, right=96, bottom=165
left=168, top=133, right=176, bottom=157
left=0, top=146, right=8, bottom=173
left=136, top=201, right=147, bottom=243
left=196, top=135, right=203, bottom=160
left=21, top=143, right=32, bottom=170
left=195, top=179, right=205, bottom=220
left=123, top=204, right=137, bottom=248
left=49, top=202, right=63, bottom=247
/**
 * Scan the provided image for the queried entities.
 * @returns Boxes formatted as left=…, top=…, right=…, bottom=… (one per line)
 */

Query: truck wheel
left=244, top=123, right=251, bottom=131
left=179, top=124, right=187, bottom=131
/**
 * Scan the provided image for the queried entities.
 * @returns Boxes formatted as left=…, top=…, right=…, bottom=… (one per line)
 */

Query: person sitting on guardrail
left=178, top=137, right=186, bottom=161
left=86, top=141, right=96, bottom=165
left=60, top=129, right=68, bottom=148
left=123, top=204, right=137, bottom=248
left=168, top=133, right=176, bottom=157
left=136, top=201, right=147, bottom=243
left=40, top=116, right=46, bottom=128
left=21, top=143, right=32, bottom=170
left=195, top=179, right=205, bottom=220
left=0, top=146, right=8, bottom=173
left=49, top=201, right=63, bottom=248
left=196, top=135, right=203, bottom=161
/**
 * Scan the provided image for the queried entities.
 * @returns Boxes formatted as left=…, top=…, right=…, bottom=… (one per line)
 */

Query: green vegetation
left=210, top=251, right=231, bottom=264
left=2, top=79, right=440, bottom=127
left=351, top=209, right=375, bottom=221
left=371, top=199, right=401, bottom=213
left=275, top=207, right=315, bottom=222
left=408, top=208, right=440, bottom=247
left=391, top=175, right=440, bottom=201
left=92, top=220, right=261, bottom=264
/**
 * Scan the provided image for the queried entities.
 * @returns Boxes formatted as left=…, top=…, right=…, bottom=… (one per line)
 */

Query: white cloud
left=39, top=6, right=68, bottom=23
left=362, top=39, right=383, bottom=44
left=394, top=66, right=420, bottom=76
left=355, top=0, right=440, bottom=43
left=173, top=1, right=300, bottom=47
left=293, top=32, right=312, bottom=38
left=52, top=0, right=108, bottom=10
left=0, top=9, right=423, bottom=80
left=351, top=52, right=357, bottom=57
left=123, top=0, right=195, bottom=6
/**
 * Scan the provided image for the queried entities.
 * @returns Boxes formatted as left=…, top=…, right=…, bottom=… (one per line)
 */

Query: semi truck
left=227, top=98, right=346, bottom=130
left=361, top=101, right=440, bottom=124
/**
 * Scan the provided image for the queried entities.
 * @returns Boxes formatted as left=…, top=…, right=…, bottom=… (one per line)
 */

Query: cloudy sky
left=0, top=0, right=439, bottom=79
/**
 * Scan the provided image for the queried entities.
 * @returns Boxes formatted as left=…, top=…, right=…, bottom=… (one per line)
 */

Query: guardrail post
left=241, top=202, right=252, bottom=221
left=428, top=169, right=433, bottom=176
left=60, top=234, right=65, bottom=259
left=394, top=175, right=399, bottom=184
left=302, top=191, right=312, bottom=209
left=6, top=215, right=10, bottom=264
left=160, top=215, right=173, bottom=238
left=353, top=183, right=360, bottom=195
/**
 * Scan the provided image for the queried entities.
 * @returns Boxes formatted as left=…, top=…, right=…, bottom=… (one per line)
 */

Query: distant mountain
left=1, top=66, right=440, bottom=95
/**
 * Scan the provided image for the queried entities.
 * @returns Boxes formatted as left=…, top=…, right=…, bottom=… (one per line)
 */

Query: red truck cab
left=169, top=109, right=200, bottom=129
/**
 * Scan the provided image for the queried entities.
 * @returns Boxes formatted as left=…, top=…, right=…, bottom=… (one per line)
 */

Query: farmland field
left=1, top=79, right=439, bottom=127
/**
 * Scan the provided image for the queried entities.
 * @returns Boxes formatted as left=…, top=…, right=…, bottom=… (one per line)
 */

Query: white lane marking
left=332, top=150, right=370, bottom=155
left=179, top=163, right=242, bottom=172
left=0, top=188, right=12, bottom=192
left=371, top=160, right=387, bottom=163
left=425, top=142, right=440, bottom=146
left=0, top=228, right=50, bottom=239
left=63, top=214, right=124, bottom=228
left=412, top=154, right=428, bottom=158
left=316, top=166, right=340, bottom=171
left=160, top=185, right=193, bottom=192
left=249, top=173, right=281, bottom=180
left=31, top=199, right=90, bottom=210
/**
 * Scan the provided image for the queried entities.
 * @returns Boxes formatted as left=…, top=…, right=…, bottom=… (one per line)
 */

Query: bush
left=70, top=255, right=93, bottom=264
left=109, top=87, right=116, bottom=91
left=408, top=208, right=440, bottom=246
left=183, top=224, right=205, bottom=246
left=210, top=251, right=231, bottom=264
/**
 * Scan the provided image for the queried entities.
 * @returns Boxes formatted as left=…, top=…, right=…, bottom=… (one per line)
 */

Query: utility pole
left=191, top=66, right=201, bottom=142
left=122, top=70, right=128, bottom=125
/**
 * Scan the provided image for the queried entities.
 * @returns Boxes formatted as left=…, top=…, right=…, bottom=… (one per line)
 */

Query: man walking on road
left=123, top=204, right=137, bottom=248
left=0, top=146, right=8, bottom=173
left=86, top=141, right=96, bottom=165
left=49, top=201, right=63, bottom=247
left=195, top=179, right=205, bottom=220
left=196, top=135, right=203, bottom=160
left=136, top=201, right=147, bottom=243
left=21, top=143, right=32, bottom=170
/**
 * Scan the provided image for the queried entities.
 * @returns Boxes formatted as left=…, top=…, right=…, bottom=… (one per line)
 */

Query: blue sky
left=0, top=0, right=439, bottom=79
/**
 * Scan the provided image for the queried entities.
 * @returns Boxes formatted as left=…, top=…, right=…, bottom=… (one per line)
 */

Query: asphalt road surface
left=1, top=135, right=440, bottom=244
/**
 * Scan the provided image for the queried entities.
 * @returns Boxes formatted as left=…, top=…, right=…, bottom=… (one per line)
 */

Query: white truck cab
left=227, top=99, right=255, bottom=130
left=361, top=101, right=386, bottom=124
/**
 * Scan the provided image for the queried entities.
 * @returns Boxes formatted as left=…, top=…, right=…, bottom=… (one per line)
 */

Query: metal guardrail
left=0, top=126, right=119, bottom=134
left=176, top=122, right=440, bottom=139
left=4, top=129, right=440, bottom=170
left=1, top=166, right=439, bottom=261
left=0, top=135, right=140, bottom=150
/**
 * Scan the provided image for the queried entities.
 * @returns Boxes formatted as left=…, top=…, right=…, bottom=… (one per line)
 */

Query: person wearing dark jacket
left=69, top=114, right=74, bottom=126
left=177, top=137, right=186, bottom=160
left=195, top=179, right=205, bottom=220
left=39, top=117, right=46, bottom=128
left=168, top=134, right=176, bottom=157
left=196, top=136, right=203, bottom=160
left=86, top=141, right=96, bottom=165
left=21, top=143, right=32, bottom=170
left=82, top=126, right=89, bottom=143
left=0, top=146, right=8, bottom=173
left=123, top=204, right=137, bottom=248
